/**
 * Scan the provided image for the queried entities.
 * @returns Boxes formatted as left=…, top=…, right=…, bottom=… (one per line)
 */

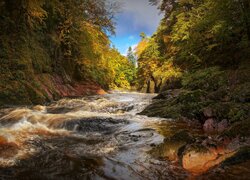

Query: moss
left=24, top=82, right=46, bottom=104
left=185, top=144, right=209, bottom=154
left=0, top=81, right=32, bottom=105
left=175, top=89, right=207, bottom=103
left=223, top=118, right=250, bottom=138
left=141, top=89, right=210, bottom=119
left=207, top=86, right=230, bottom=101
left=182, top=67, right=228, bottom=91
left=167, top=130, right=193, bottom=143
left=230, top=82, right=250, bottom=103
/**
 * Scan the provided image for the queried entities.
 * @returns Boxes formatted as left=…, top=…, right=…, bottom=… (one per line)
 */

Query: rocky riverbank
left=0, top=73, right=106, bottom=107
left=140, top=65, right=250, bottom=175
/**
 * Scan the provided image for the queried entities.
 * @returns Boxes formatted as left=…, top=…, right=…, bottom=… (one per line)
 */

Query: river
left=0, top=92, right=249, bottom=179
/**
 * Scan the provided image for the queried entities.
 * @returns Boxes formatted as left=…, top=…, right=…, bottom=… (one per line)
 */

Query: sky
left=110, top=0, right=163, bottom=55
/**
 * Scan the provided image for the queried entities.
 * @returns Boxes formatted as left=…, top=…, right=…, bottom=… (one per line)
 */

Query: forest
left=0, top=0, right=249, bottom=179
left=139, top=0, right=250, bottom=127
left=0, top=0, right=136, bottom=106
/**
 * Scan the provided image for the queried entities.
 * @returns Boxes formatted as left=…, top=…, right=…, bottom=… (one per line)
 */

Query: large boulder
left=182, top=144, right=235, bottom=175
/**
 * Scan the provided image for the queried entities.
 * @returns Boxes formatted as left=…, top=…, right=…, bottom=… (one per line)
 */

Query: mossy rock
left=139, top=99, right=181, bottom=118
left=141, top=89, right=210, bottom=119
left=154, top=89, right=187, bottom=100
left=182, top=67, right=228, bottom=91
left=230, top=82, right=250, bottom=103
left=207, top=86, right=230, bottom=102
left=223, top=118, right=250, bottom=138
left=175, top=89, right=207, bottom=104
left=204, top=102, right=249, bottom=123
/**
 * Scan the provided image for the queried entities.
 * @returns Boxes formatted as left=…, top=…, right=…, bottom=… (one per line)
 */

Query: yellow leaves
left=163, top=35, right=171, bottom=43
left=135, top=39, right=149, bottom=57
left=24, top=0, right=47, bottom=28
left=153, top=60, right=182, bottom=81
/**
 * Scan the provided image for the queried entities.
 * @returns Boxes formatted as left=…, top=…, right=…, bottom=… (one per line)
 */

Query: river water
left=0, top=92, right=249, bottom=179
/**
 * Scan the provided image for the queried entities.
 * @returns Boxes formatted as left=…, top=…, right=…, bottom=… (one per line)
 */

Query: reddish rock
left=203, top=118, right=218, bottom=133
left=182, top=148, right=235, bottom=175
left=218, top=119, right=228, bottom=132
left=35, top=74, right=106, bottom=102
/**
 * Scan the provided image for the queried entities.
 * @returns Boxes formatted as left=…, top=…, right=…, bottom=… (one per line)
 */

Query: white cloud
left=117, top=0, right=163, bottom=33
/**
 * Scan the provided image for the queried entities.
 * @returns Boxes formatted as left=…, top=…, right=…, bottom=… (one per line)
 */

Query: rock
left=32, top=105, right=46, bottom=112
left=203, top=118, right=218, bottom=133
left=203, top=107, right=214, bottom=118
left=151, top=131, right=193, bottom=162
left=182, top=147, right=235, bottom=175
left=218, top=119, right=228, bottom=132
left=182, top=143, right=236, bottom=175
left=153, top=89, right=184, bottom=100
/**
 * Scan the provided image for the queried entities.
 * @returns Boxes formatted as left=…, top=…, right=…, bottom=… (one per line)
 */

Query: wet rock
left=226, top=137, right=241, bottom=151
left=151, top=131, right=193, bottom=161
left=47, top=107, right=75, bottom=114
left=153, top=89, right=185, bottom=100
left=124, top=105, right=134, bottom=111
left=60, top=117, right=129, bottom=134
left=32, top=105, right=46, bottom=112
left=203, top=118, right=218, bottom=133
left=182, top=144, right=235, bottom=175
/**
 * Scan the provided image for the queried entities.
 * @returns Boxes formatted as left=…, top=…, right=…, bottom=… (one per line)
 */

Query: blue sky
left=110, top=0, right=163, bottom=55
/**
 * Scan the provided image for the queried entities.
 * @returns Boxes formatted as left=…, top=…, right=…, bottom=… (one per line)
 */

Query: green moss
left=175, top=89, right=207, bottom=103
left=182, top=67, right=228, bottom=91
left=141, top=89, right=210, bottom=119
left=223, top=118, right=250, bottom=138
left=231, top=83, right=250, bottom=103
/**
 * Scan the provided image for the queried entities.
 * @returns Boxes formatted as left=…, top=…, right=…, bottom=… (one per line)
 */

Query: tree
left=140, top=32, right=147, bottom=39
left=127, top=46, right=136, bottom=66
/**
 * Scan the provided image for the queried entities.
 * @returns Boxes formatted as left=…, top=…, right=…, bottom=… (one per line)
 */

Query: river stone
left=32, top=105, right=46, bottom=112
left=182, top=142, right=237, bottom=175
left=182, top=146, right=235, bottom=175
left=218, top=119, right=228, bottom=132
left=203, top=118, right=218, bottom=133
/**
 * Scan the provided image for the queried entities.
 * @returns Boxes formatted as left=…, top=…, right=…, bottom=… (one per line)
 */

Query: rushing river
left=0, top=92, right=249, bottom=179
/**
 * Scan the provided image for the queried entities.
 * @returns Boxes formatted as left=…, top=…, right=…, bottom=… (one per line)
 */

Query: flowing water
left=0, top=92, right=249, bottom=180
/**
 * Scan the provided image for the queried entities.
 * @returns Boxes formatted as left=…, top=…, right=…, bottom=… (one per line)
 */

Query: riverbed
left=0, top=92, right=249, bottom=179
